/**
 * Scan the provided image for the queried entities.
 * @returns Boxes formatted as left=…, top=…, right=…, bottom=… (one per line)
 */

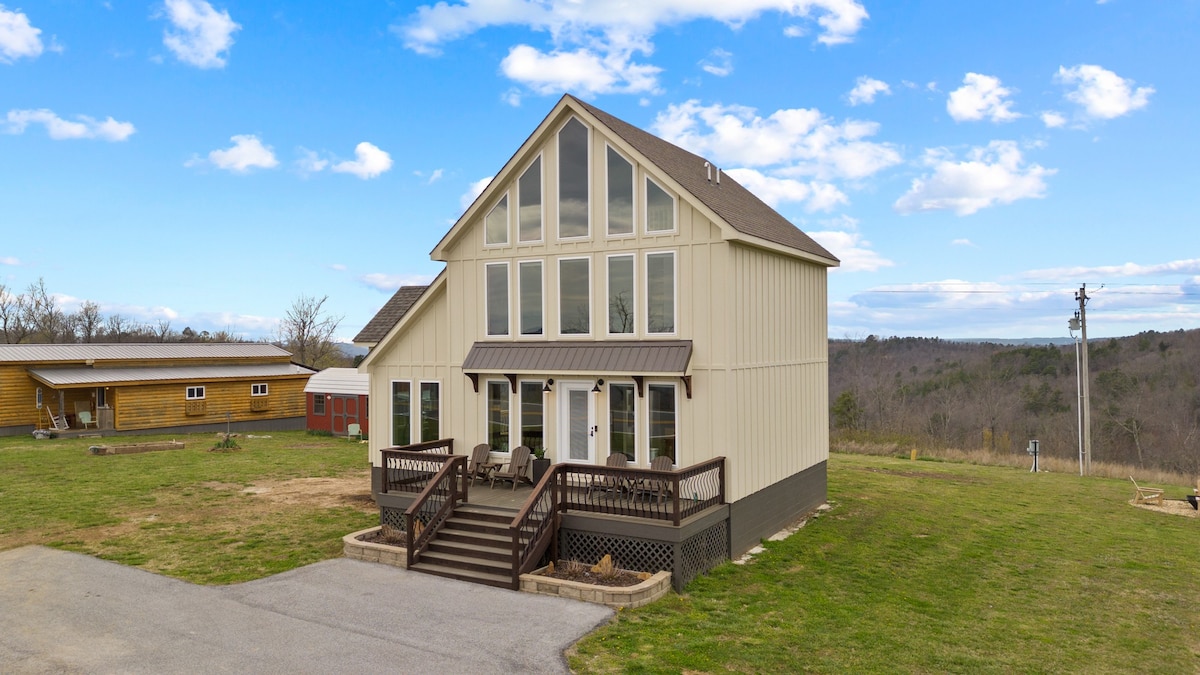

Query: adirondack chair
left=586, top=452, right=631, bottom=500
left=1129, top=476, right=1164, bottom=506
left=467, top=443, right=500, bottom=486
left=489, top=445, right=532, bottom=491
left=633, top=455, right=675, bottom=504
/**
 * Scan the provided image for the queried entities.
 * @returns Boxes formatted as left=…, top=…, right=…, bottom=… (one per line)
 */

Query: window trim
left=606, top=252, right=636, bottom=337
left=518, top=259, right=544, bottom=337
left=644, top=174, right=678, bottom=235
left=519, top=379, right=545, bottom=456
left=313, top=393, right=326, bottom=416
left=186, top=385, right=206, bottom=400
left=251, top=383, right=268, bottom=397
left=557, top=116, right=591, bottom=241
left=605, top=143, right=636, bottom=239
left=644, top=249, right=678, bottom=336
left=483, top=193, right=510, bottom=248
left=485, top=261, right=511, bottom=338
left=646, top=381, right=679, bottom=465
left=557, top=256, right=592, bottom=337
left=517, top=154, right=544, bottom=244
left=419, top=380, right=442, bottom=443
left=608, top=380, right=638, bottom=464
left=391, top=379, right=412, bottom=446
left=486, top=379, right=514, bottom=453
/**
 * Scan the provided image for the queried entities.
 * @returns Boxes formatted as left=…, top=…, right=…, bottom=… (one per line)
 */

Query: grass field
left=570, top=453, right=1200, bottom=673
left=0, top=431, right=377, bottom=584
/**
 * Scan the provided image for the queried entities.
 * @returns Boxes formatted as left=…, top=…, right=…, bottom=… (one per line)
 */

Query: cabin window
left=520, top=381, right=544, bottom=453
left=36, top=387, right=43, bottom=409
left=606, top=145, right=634, bottom=236
left=518, top=156, right=543, bottom=243
left=251, top=383, right=268, bottom=396
left=391, top=381, right=411, bottom=446
left=608, top=254, right=635, bottom=335
left=420, top=382, right=440, bottom=443
left=645, top=177, right=676, bottom=233
left=558, top=257, right=591, bottom=335
left=519, top=260, right=543, bottom=336
left=646, top=251, right=676, bottom=334
left=486, top=262, right=510, bottom=337
left=313, top=394, right=326, bottom=416
left=609, top=382, right=637, bottom=461
left=186, top=386, right=205, bottom=400
left=648, top=383, right=677, bottom=463
left=558, top=117, right=590, bottom=239
left=485, top=195, right=509, bottom=246
left=487, top=380, right=511, bottom=453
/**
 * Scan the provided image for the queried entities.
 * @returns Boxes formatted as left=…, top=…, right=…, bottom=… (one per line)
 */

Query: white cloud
left=460, top=175, right=494, bottom=211
left=193, top=134, right=278, bottom=173
left=1020, top=258, right=1200, bottom=282
left=500, top=43, right=661, bottom=96
left=0, top=6, right=42, bottom=62
left=1040, top=111, right=1066, bottom=128
left=359, top=272, right=437, bottom=292
left=161, top=0, right=240, bottom=69
left=330, top=142, right=392, bottom=180
left=5, top=108, right=135, bottom=141
left=894, top=141, right=1055, bottom=216
left=700, top=48, right=733, bottom=77
left=501, top=88, right=522, bottom=107
left=1055, top=64, right=1153, bottom=121
left=330, top=263, right=347, bottom=272
left=808, top=217, right=892, bottom=272
left=951, top=238, right=977, bottom=247
left=652, top=100, right=902, bottom=181
left=427, top=168, right=444, bottom=184
left=294, top=148, right=328, bottom=176
left=946, top=73, right=1021, bottom=123
left=1, top=256, right=19, bottom=265
left=724, top=169, right=847, bottom=212
left=846, top=76, right=889, bottom=106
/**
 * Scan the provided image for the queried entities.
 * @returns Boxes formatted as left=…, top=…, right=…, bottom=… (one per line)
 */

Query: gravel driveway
left=0, top=546, right=613, bottom=674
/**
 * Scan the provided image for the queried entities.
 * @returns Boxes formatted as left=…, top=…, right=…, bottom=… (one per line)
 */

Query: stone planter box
left=342, top=526, right=407, bottom=568
left=520, top=566, right=671, bottom=609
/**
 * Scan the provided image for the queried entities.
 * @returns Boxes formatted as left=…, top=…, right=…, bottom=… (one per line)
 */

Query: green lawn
left=570, top=454, right=1200, bottom=673
left=0, top=431, right=377, bottom=584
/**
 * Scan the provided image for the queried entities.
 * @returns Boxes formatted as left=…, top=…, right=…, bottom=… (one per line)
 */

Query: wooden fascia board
left=430, top=96, right=577, bottom=261
left=358, top=271, right=447, bottom=369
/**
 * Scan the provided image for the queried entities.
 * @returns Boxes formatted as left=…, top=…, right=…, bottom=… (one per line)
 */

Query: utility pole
left=1076, top=285, right=1092, bottom=474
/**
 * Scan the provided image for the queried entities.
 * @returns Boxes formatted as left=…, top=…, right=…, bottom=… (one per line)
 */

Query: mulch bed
left=539, top=561, right=646, bottom=587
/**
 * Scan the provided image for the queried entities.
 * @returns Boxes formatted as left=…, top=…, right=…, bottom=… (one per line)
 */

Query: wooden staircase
left=409, top=505, right=522, bottom=589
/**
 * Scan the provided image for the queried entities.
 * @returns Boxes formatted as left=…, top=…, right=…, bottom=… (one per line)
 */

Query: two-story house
left=355, top=94, right=838, bottom=589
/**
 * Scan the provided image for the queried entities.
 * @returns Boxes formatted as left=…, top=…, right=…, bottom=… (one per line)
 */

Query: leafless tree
left=104, top=313, right=130, bottom=343
left=0, top=283, right=31, bottom=344
left=22, top=278, right=69, bottom=342
left=155, top=320, right=176, bottom=342
left=277, top=294, right=344, bottom=369
left=73, top=301, right=104, bottom=343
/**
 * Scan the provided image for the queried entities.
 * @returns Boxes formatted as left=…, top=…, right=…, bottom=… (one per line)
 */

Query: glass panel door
left=558, top=382, right=595, bottom=463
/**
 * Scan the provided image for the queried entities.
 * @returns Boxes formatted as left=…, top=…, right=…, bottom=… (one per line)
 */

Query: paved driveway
left=0, top=546, right=613, bottom=674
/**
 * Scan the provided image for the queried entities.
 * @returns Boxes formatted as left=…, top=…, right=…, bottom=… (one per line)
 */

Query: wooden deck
left=462, top=481, right=532, bottom=511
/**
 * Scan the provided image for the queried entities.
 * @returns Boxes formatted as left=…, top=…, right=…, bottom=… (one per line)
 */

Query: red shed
left=304, top=368, right=369, bottom=437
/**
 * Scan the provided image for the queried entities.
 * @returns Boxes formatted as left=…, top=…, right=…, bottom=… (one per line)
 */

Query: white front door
left=558, top=381, right=596, bottom=464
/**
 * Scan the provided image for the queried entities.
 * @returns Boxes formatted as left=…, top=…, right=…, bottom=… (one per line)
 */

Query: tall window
left=646, top=177, right=675, bottom=233
left=487, top=381, right=511, bottom=452
left=519, top=157, right=542, bottom=242
left=559, top=257, right=590, bottom=335
left=391, top=381, right=411, bottom=446
left=609, top=383, right=636, bottom=460
left=520, top=381, right=544, bottom=453
left=519, top=260, right=543, bottom=336
left=313, top=394, right=326, bottom=416
left=485, top=195, right=508, bottom=246
left=606, top=146, right=634, bottom=236
left=420, top=382, right=440, bottom=442
left=646, top=252, right=675, bottom=333
left=608, top=254, right=634, bottom=334
left=486, top=262, right=509, bottom=336
left=648, top=383, right=676, bottom=463
left=558, top=117, right=589, bottom=239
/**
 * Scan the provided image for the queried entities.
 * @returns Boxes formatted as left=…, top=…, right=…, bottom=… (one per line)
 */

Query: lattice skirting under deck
left=559, top=519, right=729, bottom=592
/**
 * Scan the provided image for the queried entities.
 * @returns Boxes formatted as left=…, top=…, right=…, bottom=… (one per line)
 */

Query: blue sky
left=2, top=0, right=1196, bottom=342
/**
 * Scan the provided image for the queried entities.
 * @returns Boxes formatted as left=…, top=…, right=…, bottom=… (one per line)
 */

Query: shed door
left=331, top=395, right=359, bottom=434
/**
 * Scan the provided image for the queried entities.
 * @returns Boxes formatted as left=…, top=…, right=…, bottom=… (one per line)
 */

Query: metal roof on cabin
left=27, top=362, right=317, bottom=387
left=353, top=285, right=429, bottom=344
left=0, top=343, right=293, bottom=363
left=462, top=341, right=693, bottom=375
left=303, top=367, right=370, bottom=396
left=569, top=95, right=838, bottom=263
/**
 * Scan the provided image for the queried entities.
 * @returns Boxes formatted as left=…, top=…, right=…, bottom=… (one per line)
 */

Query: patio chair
left=634, top=455, right=675, bottom=503
left=1129, top=476, right=1164, bottom=506
left=586, top=452, right=631, bottom=500
left=347, top=423, right=362, bottom=441
left=468, top=443, right=500, bottom=486
left=77, top=411, right=99, bottom=430
left=489, top=445, right=532, bottom=491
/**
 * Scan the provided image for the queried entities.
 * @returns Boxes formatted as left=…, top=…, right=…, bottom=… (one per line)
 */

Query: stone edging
left=519, top=566, right=671, bottom=609
left=343, top=526, right=407, bottom=568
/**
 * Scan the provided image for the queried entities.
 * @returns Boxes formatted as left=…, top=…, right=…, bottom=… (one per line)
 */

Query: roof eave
left=359, top=271, right=448, bottom=370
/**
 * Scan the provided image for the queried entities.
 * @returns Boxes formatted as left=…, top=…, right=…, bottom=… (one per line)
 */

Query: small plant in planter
left=210, top=433, right=241, bottom=451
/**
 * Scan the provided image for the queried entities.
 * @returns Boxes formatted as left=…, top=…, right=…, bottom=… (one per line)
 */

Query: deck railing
left=557, top=457, right=725, bottom=526
left=380, top=439, right=458, bottom=496
left=508, top=465, right=561, bottom=588
left=401, top=453, right=468, bottom=567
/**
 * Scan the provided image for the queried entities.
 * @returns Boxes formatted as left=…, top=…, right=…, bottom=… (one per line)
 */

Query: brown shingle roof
left=353, top=285, right=428, bottom=344
left=570, top=95, right=838, bottom=263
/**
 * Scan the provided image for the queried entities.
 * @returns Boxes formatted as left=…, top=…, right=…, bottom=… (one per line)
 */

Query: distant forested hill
left=828, top=329, right=1200, bottom=474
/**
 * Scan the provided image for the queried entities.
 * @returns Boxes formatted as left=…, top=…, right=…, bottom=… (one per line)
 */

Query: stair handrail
left=404, top=454, right=468, bottom=567
left=507, top=464, right=562, bottom=589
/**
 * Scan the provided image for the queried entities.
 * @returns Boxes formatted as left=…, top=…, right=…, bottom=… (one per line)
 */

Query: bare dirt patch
left=1131, top=499, right=1199, bottom=519
left=243, top=470, right=375, bottom=512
